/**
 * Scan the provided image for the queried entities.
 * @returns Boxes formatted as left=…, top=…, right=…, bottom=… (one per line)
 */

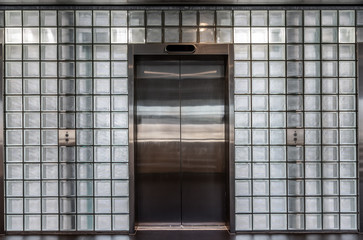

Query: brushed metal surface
left=59, top=129, right=76, bottom=146
left=135, top=56, right=227, bottom=226
left=0, top=0, right=363, bottom=5
left=180, top=58, right=226, bottom=224
left=128, top=44, right=235, bottom=233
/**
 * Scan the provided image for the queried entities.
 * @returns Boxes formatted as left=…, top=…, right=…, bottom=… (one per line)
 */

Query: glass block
left=7, top=198, right=23, bottom=214
left=95, top=215, right=111, bottom=231
left=286, top=62, right=302, bottom=77
left=78, top=215, right=93, bottom=231
left=322, top=10, right=337, bottom=26
left=235, top=78, right=249, bottom=94
left=253, top=180, right=269, bottom=195
left=6, top=113, right=22, bottom=128
left=321, top=78, right=337, bottom=94
left=323, top=214, right=339, bottom=230
left=322, top=163, right=338, bottom=178
left=286, top=28, right=302, bottom=43
left=341, top=180, right=356, bottom=195
left=322, top=129, right=338, bottom=145
left=76, top=45, right=92, bottom=60
left=7, top=181, right=23, bottom=197
left=270, top=112, right=286, bottom=128
left=94, top=130, right=110, bottom=145
left=7, top=215, right=23, bottom=231
left=234, top=11, right=250, bottom=26
left=164, top=28, right=180, bottom=42
left=42, top=181, right=58, bottom=196
left=287, top=146, right=304, bottom=161
left=251, top=11, right=267, bottom=26
left=112, top=130, right=128, bottom=145
left=235, top=129, right=250, bottom=145
left=181, top=28, right=197, bottom=42
left=6, top=96, right=22, bottom=111
left=304, top=10, right=320, bottom=26
left=94, top=112, right=110, bottom=128
left=341, top=214, right=357, bottom=230
left=235, top=146, right=251, bottom=162
left=95, top=198, right=111, bottom=213
left=76, top=96, right=92, bottom=112
left=235, top=94, right=250, bottom=110
left=340, top=129, right=356, bottom=145
left=23, top=11, right=39, bottom=26
left=286, top=10, right=302, bottom=26
left=340, top=112, right=356, bottom=128
left=269, top=28, right=285, bottom=43
left=59, top=28, right=74, bottom=43
left=41, top=96, right=57, bottom=111
left=147, top=11, right=162, bottom=26
left=23, top=96, right=40, bottom=111
left=94, top=147, right=111, bottom=163
left=253, top=214, right=269, bottom=230
left=164, top=11, right=180, bottom=26
left=182, top=11, right=197, bottom=26
left=6, top=164, right=22, bottom=179
left=322, top=95, right=338, bottom=111
left=6, top=147, right=23, bottom=162
left=199, top=11, right=215, bottom=26
left=270, top=163, right=286, bottom=179
left=323, top=180, right=339, bottom=195
left=59, top=11, right=74, bottom=26
left=340, top=197, right=357, bottom=212
left=24, top=130, right=40, bottom=145
left=252, top=95, right=267, bottom=111
left=41, top=45, right=57, bottom=60
left=251, top=78, right=267, bottom=94
left=287, top=112, right=303, bottom=128
left=23, top=45, right=39, bottom=60
left=304, top=45, right=320, bottom=60
left=76, top=28, right=92, bottom=43
left=339, top=61, right=355, bottom=77
left=147, top=28, right=162, bottom=43
left=234, top=62, right=250, bottom=77
left=41, top=28, right=57, bottom=43
left=269, top=78, right=285, bottom=94
left=339, top=10, right=355, bottom=26
left=23, top=28, right=39, bottom=43
left=6, top=45, right=22, bottom=60
left=235, top=163, right=251, bottom=179
left=339, top=95, right=355, bottom=111
left=251, top=45, right=267, bottom=60
left=111, top=11, right=127, bottom=26
left=129, top=28, right=145, bottom=43
left=43, top=164, right=58, bottom=179
left=322, top=44, right=338, bottom=60
left=287, top=78, right=303, bottom=94
left=305, top=112, right=321, bottom=128
left=93, top=11, right=110, bottom=26
left=59, top=96, right=75, bottom=112
left=339, top=45, right=355, bottom=60
left=95, top=163, right=111, bottom=179
left=235, top=112, right=250, bottom=128
left=270, top=130, right=285, bottom=145
left=251, top=28, right=267, bottom=43
left=6, top=62, right=22, bottom=77
left=94, top=28, right=110, bottom=43
left=129, top=11, right=145, bottom=26
left=340, top=162, right=356, bottom=178
left=113, top=180, right=129, bottom=196
left=306, top=214, right=322, bottom=230
left=270, top=96, right=286, bottom=111
left=24, top=146, right=40, bottom=162
left=253, top=147, right=269, bottom=162
left=111, top=28, right=127, bottom=43
left=287, top=96, right=302, bottom=111
left=6, top=11, right=22, bottom=26
left=23, top=62, right=40, bottom=77
left=304, top=28, right=320, bottom=43
left=216, top=11, right=232, bottom=26
left=269, top=45, right=285, bottom=60
left=339, top=27, right=355, bottom=43
left=236, top=197, right=251, bottom=213
left=321, top=28, right=337, bottom=43
left=287, top=45, right=302, bottom=60
left=41, top=10, right=57, bottom=26
left=216, top=28, right=232, bottom=43
left=234, top=28, right=250, bottom=43
left=269, top=11, right=285, bottom=26
left=304, top=95, right=320, bottom=111
left=199, top=28, right=215, bottom=43
left=59, top=45, right=74, bottom=60
left=94, top=45, right=110, bottom=60
left=42, top=130, right=58, bottom=145
left=76, top=11, right=92, bottom=26
left=78, top=181, right=93, bottom=196
left=24, top=181, right=41, bottom=196
left=112, top=163, right=129, bottom=179
left=93, top=62, right=110, bottom=78
left=253, top=163, right=268, bottom=178
left=288, top=164, right=304, bottom=179
left=321, top=112, right=338, bottom=128
left=322, top=61, right=338, bottom=77
left=252, top=62, right=267, bottom=77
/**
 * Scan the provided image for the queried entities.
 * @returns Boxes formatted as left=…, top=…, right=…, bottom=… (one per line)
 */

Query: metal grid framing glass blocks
left=1, top=8, right=359, bottom=232
left=234, top=9, right=357, bottom=231
left=4, top=10, right=129, bottom=232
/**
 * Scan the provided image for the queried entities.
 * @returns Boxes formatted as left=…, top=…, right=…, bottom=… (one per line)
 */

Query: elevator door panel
left=135, top=56, right=226, bottom=225
left=135, top=60, right=181, bottom=224
left=181, top=60, right=226, bottom=224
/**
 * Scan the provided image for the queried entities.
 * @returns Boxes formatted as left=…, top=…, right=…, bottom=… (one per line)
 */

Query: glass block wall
left=1, top=8, right=361, bottom=232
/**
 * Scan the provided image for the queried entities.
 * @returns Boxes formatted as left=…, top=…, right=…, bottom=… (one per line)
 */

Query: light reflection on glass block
left=199, top=28, right=215, bottom=43
left=339, top=27, right=355, bottom=43
left=199, top=11, right=215, bottom=26
left=234, top=28, right=250, bottom=43
left=216, top=28, right=232, bottom=43
left=251, top=28, right=267, bottom=43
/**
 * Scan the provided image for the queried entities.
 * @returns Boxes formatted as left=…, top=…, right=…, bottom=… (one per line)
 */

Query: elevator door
left=135, top=56, right=226, bottom=226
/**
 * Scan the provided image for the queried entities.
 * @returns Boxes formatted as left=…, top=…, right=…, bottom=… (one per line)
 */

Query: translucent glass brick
left=181, top=28, right=197, bottom=42
left=251, top=28, right=267, bottom=43
left=182, top=11, right=197, bottom=26
left=286, top=10, right=302, bottom=26
left=199, top=28, right=215, bottom=43
left=111, top=11, right=127, bottom=26
left=322, top=44, right=337, bottom=60
left=339, top=27, right=355, bottom=43
left=234, top=28, right=250, bottom=43
left=41, top=10, right=57, bottom=26
left=252, top=62, right=267, bottom=77
left=216, top=11, right=232, bottom=26
left=199, top=11, right=215, bottom=26
left=111, top=28, right=127, bottom=43
left=270, top=61, right=287, bottom=77
left=147, top=28, right=162, bottom=43
left=339, top=61, right=356, bottom=77
left=129, top=11, right=144, bottom=26
left=269, top=11, right=285, bottom=26
left=94, top=11, right=110, bottom=26
left=6, top=11, right=22, bottom=26
left=321, top=27, right=337, bottom=43
left=322, top=10, right=337, bottom=26
left=234, top=11, right=250, bottom=26
left=251, top=11, right=267, bottom=26
left=164, top=28, right=180, bottom=42
left=164, top=11, right=179, bottom=26
left=304, top=45, right=320, bottom=60
left=216, top=28, right=232, bottom=43
left=304, top=10, right=320, bottom=26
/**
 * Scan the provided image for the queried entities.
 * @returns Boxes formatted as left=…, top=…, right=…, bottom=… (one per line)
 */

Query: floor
left=0, top=231, right=361, bottom=240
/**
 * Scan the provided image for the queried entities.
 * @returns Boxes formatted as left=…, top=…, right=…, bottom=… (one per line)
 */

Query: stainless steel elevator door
left=135, top=56, right=226, bottom=226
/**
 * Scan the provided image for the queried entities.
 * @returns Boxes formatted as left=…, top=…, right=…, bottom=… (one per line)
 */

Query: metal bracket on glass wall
left=59, top=129, right=76, bottom=146
left=287, top=129, right=304, bottom=146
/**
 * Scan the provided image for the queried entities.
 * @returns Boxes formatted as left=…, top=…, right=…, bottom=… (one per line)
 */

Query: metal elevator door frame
left=134, top=56, right=226, bottom=226
left=128, top=44, right=235, bottom=233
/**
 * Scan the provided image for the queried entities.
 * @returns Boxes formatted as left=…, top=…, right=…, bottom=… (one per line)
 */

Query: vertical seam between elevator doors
left=179, top=57, right=183, bottom=225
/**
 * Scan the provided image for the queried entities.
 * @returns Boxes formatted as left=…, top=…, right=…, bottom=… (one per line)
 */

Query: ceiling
left=0, top=0, right=362, bottom=5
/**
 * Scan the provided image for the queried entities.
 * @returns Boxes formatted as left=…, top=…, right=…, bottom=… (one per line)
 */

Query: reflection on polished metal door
left=135, top=56, right=226, bottom=226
